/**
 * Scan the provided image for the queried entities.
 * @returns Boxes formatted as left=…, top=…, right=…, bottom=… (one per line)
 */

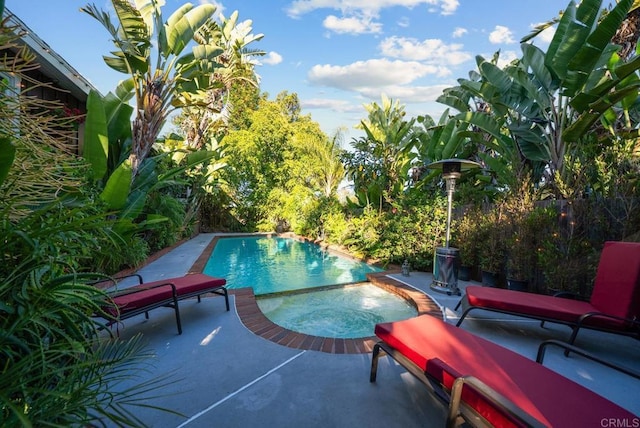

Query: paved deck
left=103, top=233, right=639, bottom=427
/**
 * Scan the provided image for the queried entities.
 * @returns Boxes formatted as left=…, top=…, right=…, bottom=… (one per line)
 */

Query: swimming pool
left=257, top=283, right=418, bottom=339
left=202, top=235, right=417, bottom=339
left=203, top=236, right=382, bottom=296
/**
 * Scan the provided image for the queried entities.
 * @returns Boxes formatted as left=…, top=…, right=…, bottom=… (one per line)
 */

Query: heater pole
left=427, top=158, right=481, bottom=296
left=445, top=176, right=455, bottom=248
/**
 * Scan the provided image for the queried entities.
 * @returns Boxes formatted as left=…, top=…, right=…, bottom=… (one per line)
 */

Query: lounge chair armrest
left=577, top=311, right=640, bottom=329
left=107, top=281, right=177, bottom=298
left=536, top=339, right=640, bottom=381
left=446, top=375, right=546, bottom=428
left=87, top=273, right=145, bottom=290
left=85, top=273, right=119, bottom=288
left=111, top=273, right=144, bottom=285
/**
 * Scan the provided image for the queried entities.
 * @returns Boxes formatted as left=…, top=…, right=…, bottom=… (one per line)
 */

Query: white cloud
left=323, top=15, right=383, bottom=34
left=308, top=58, right=447, bottom=90
left=358, top=84, right=451, bottom=103
left=452, top=27, right=467, bottom=38
left=495, top=50, right=519, bottom=68
left=439, top=0, right=459, bottom=15
left=379, top=36, right=471, bottom=66
left=489, top=25, right=516, bottom=44
left=397, top=17, right=410, bottom=28
left=262, top=52, right=283, bottom=65
left=301, top=98, right=362, bottom=113
left=286, top=0, right=460, bottom=19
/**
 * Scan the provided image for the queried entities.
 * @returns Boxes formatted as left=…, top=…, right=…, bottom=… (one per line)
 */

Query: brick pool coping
left=189, top=235, right=443, bottom=354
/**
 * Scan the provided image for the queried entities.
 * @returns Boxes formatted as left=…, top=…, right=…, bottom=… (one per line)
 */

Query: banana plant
left=176, top=10, right=265, bottom=149
left=355, top=95, right=418, bottom=208
left=82, top=86, right=217, bottom=242
left=436, top=0, right=640, bottom=192
left=429, top=60, right=537, bottom=195
left=82, top=0, right=225, bottom=182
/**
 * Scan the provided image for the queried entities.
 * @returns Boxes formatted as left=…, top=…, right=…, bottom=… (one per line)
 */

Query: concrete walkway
left=104, top=233, right=639, bottom=427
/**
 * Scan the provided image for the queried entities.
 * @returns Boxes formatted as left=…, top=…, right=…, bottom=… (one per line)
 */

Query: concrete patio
left=104, top=233, right=639, bottom=427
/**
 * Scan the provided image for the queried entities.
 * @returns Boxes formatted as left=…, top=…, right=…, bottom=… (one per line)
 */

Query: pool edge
left=189, top=234, right=444, bottom=355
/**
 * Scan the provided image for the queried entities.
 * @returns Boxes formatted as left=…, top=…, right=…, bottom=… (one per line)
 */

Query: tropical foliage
left=81, top=0, right=263, bottom=182
left=4, top=0, right=640, bottom=423
left=0, top=13, right=175, bottom=425
left=342, top=95, right=417, bottom=210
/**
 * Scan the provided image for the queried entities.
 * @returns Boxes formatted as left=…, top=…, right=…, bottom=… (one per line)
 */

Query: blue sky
left=7, top=0, right=570, bottom=141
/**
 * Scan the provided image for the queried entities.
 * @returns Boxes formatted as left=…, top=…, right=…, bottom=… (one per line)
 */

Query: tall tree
left=82, top=0, right=235, bottom=181
left=342, top=95, right=416, bottom=210
left=174, top=11, right=264, bottom=149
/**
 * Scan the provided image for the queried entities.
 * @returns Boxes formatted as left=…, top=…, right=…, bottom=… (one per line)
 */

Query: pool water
left=257, top=283, right=418, bottom=339
left=203, top=236, right=381, bottom=296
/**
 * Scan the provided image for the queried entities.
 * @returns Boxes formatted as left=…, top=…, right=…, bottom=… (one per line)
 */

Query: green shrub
left=337, top=192, right=448, bottom=269
left=321, top=202, right=351, bottom=244
left=0, top=200, right=173, bottom=426
left=144, top=192, right=187, bottom=252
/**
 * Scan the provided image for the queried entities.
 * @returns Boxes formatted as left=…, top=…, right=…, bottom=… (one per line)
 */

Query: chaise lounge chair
left=370, top=314, right=638, bottom=427
left=100, top=273, right=229, bottom=334
left=456, top=241, right=640, bottom=347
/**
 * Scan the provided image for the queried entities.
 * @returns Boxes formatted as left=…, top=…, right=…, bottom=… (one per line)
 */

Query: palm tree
left=299, top=128, right=346, bottom=198
left=82, top=0, right=240, bottom=181
left=176, top=11, right=265, bottom=149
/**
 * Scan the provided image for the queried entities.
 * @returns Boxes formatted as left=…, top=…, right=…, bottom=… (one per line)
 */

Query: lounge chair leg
left=454, top=298, right=463, bottom=311
left=564, top=327, right=581, bottom=356
left=370, top=343, right=382, bottom=383
left=172, top=298, right=182, bottom=335
left=456, top=308, right=473, bottom=327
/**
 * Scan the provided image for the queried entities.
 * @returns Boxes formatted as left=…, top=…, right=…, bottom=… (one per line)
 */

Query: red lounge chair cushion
left=590, top=241, right=640, bottom=320
left=465, top=285, right=595, bottom=324
left=464, top=285, right=634, bottom=330
left=375, top=314, right=636, bottom=427
left=153, top=273, right=226, bottom=297
left=107, top=285, right=175, bottom=317
left=105, top=274, right=226, bottom=317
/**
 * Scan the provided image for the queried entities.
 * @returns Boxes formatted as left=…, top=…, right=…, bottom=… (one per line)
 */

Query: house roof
left=4, top=8, right=100, bottom=101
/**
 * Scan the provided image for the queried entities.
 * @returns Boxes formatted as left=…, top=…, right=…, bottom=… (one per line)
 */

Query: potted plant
left=505, top=230, right=533, bottom=291
left=478, top=208, right=506, bottom=287
left=452, top=207, right=482, bottom=281
left=503, top=204, right=538, bottom=291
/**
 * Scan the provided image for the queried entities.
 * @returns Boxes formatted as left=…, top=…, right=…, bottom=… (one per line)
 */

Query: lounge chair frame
left=535, top=339, right=640, bottom=380
left=104, top=278, right=182, bottom=333
left=369, top=314, right=638, bottom=426
left=370, top=341, right=544, bottom=427
left=456, top=295, right=640, bottom=347
left=99, top=273, right=229, bottom=335
left=446, top=376, right=546, bottom=428
left=456, top=241, right=640, bottom=348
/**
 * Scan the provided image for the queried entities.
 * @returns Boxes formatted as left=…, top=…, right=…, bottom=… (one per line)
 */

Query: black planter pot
left=481, top=270, right=498, bottom=287
left=459, top=265, right=471, bottom=281
left=507, top=278, right=528, bottom=292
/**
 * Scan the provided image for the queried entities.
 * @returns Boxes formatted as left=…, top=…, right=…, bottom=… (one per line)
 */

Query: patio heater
left=427, top=158, right=481, bottom=295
